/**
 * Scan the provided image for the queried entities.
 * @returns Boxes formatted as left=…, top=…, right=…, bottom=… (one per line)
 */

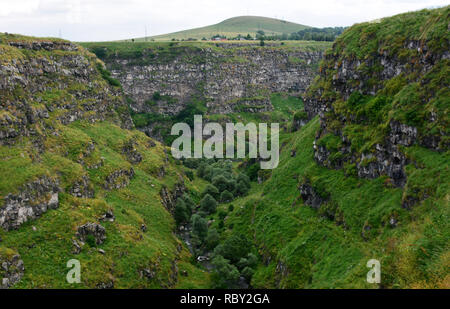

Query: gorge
left=0, top=6, right=449, bottom=289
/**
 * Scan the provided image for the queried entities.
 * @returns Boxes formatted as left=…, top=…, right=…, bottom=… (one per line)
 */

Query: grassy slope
left=0, top=35, right=209, bottom=288
left=205, top=8, right=449, bottom=289
left=207, top=116, right=448, bottom=288
left=133, top=16, right=310, bottom=41
left=80, top=40, right=332, bottom=59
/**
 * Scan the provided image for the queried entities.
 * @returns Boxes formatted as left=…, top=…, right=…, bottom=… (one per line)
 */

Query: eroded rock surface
left=0, top=177, right=60, bottom=230
left=0, top=253, right=24, bottom=289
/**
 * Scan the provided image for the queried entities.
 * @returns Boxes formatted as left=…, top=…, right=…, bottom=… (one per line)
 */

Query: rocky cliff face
left=0, top=34, right=132, bottom=230
left=0, top=36, right=132, bottom=146
left=0, top=34, right=195, bottom=288
left=0, top=176, right=59, bottom=231
left=304, top=7, right=449, bottom=192
left=98, top=43, right=324, bottom=115
left=0, top=249, right=24, bottom=289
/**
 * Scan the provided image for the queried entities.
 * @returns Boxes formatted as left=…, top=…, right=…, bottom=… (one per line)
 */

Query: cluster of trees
left=175, top=158, right=258, bottom=287
left=211, top=234, right=258, bottom=288
left=288, top=27, right=346, bottom=41
left=260, top=27, right=346, bottom=42
left=175, top=158, right=251, bottom=236
left=169, top=27, right=345, bottom=43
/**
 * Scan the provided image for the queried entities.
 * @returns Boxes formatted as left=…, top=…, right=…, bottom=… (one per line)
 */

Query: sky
left=0, top=0, right=448, bottom=41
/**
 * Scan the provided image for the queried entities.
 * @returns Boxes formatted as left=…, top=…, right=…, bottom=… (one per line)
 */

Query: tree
left=202, top=184, right=219, bottom=199
left=174, top=199, right=189, bottom=225
left=235, top=179, right=250, bottom=196
left=220, top=190, right=234, bottom=203
left=259, top=39, right=265, bottom=47
left=218, top=210, right=227, bottom=221
left=241, top=266, right=254, bottom=281
left=213, top=233, right=251, bottom=264
left=237, top=173, right=250, bottom=187
left=185, top=170, right=194, bottom=181
left=197, top=162, right=207, bottom=178
left=205, top=228, right=220, bottom=250
left=237, top=253, right=258, bottom=270
left=191, top=214, right=208, bottom=240
left=182, top=194, right=195, bottom=215
left=211, top=255, right=240, bottom=288
left=212, top=175, right=228, bottom=192
left=200, top=194, right=217, bottom=214
left=203, top=165, right=213, bottom=181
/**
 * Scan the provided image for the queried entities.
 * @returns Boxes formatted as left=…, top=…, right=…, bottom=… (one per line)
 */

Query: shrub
left=183, top=158, right=200, bottom=169
left=212, top=175, right=230, bottom=192
left=191, top=214, right=208, bottom=240
left=214, top=233, right=251, bottom=264
left=228, top=204, right=234, bottom=212
left=241, top=266, right=254, bottom=281
left=235, top=180, right=250, bottom=196
left=237, top=253, right=258, bottom=270
left=185, top=170, right=194, bottom=181
left=202, top=184, right=219, bottom=199
left=96, top=63, right=121, bottom=87
left=197, top=162, right=207, bottom=178
left=174, top=199, right=189, bottom=225
left=206, top=228, right=220, bottom=250
left=218, top=210, right=227, bottom=221
left=211, top=255, right=240, bottom=288
left=200, top=194, right=218, bottom=214
left=182, top=194, right=195, bottom=215
left=220, top=190, right=234, bottom=203
left=246, top=163, right=259, bottom=181
left=203, top=165, right=213, bottom=181
left=237, top=173, right=250, bottom=187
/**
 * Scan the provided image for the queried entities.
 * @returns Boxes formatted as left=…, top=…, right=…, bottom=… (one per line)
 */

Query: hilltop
left=133, top=16, right=310, bottom=41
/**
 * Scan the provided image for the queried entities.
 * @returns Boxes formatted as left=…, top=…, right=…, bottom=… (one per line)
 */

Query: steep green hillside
left=134, top=16, right=309, bottom=41
left=0, top=33, right=209, bottom=288
left=186, top=7, right=449, bottom=289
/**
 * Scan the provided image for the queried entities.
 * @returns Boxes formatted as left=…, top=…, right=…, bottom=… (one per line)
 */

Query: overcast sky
left=0, top=0, right=447, bottom=41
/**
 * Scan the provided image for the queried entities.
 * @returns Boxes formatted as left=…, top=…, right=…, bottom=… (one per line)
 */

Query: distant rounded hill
left=134, top=16, right=310, bottom=41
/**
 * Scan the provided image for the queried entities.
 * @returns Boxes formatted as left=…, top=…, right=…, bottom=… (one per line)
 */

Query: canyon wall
left=97, top=43, right=326, bottom=115
left=303, top=7, right=449, bottom=201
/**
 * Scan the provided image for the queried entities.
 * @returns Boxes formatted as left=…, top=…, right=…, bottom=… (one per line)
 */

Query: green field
left=131, top=16, right=310, bottom=41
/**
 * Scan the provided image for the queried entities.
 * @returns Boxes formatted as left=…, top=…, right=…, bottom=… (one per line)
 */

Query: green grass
left=0, top=34, right=210, bottom=289
left=0, top=120, right=211, bottom=288
left=207, top=117, right=448, bottom=288
left=80, top=40, right=332, bottom=67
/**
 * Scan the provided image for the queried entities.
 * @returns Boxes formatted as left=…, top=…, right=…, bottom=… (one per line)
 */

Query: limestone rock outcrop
left=0, top=177, right=60, bottom=230
left=0, top=252, right=24, bottom=289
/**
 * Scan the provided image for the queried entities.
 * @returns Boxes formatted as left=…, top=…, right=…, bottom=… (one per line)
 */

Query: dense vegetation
left=260, top=27, right=346, bottom=42
left=1, top=6, right=448, bottom=290
left=168, top=7, right=449, bottom=289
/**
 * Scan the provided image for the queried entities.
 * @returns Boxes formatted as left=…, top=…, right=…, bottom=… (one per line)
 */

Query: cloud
left=0, top=0, right=447, bottom=41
